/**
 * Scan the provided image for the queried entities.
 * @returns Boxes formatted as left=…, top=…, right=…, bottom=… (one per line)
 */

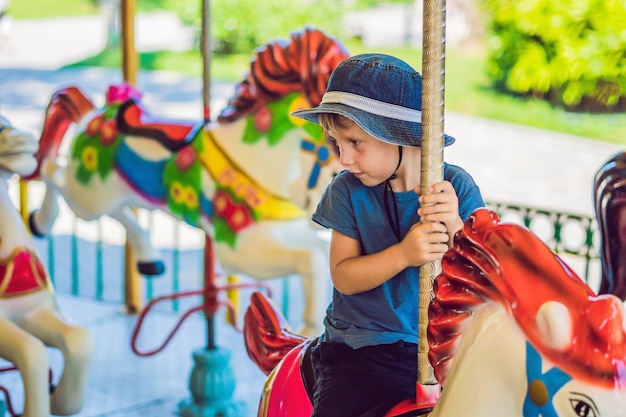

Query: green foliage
left=9, top=0, right=98, bottom=18
left=347, top=0, right=411, bottom=10
left=482, top=0, right=626, bottom=111
left=181, top=0, right=344, bottom=55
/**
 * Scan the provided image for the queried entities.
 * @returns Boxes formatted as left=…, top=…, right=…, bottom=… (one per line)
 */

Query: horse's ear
left=535, top=301, right=573, bottom=351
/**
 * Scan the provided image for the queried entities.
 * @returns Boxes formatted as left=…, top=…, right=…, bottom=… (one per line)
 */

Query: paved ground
left=0, top=293, right=270, bottom=417
left=0, top=10, right=624, bottom=417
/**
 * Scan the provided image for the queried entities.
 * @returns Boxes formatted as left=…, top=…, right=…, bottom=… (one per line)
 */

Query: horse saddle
left=116, top=99, right=204, bottom=152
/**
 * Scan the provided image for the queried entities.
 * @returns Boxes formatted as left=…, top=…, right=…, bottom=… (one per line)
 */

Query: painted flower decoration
left=244, top=186, right=263, bottom=208
left=169, top=182, right=197, bottom=206
left=175, top=146, right=196, bottom=172
left=523, top=342, right=572, bottom=417
left=212, top=189, right=254, bottom=233
left=183, top=185, right=199, bottom=209
left=170, top=181, right=184, bottom=205
left=106, top=83, right=142, bottom=105
left=81, top=146, right=98, bottom=171
left=228, top=205, right=253, bottom=231
left=100, top=119, right=118, bottom=145
left=86, top=115, right=104, bottom=136
left=254, top=106, right=272, bottom=132
left=218, top=167, right=236, bottom=187
left=213, top=190, right=229, bottom=217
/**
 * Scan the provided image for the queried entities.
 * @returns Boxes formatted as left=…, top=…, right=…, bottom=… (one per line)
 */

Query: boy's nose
left=339, top=149, right=352, bottom=166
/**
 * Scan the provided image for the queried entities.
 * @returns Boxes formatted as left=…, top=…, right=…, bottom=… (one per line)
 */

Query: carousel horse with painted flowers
left=0, top=117, right=94, bottom=417
left=244, top=208, right=626, bottom=416
left=25, top=28, right=348, bottom=336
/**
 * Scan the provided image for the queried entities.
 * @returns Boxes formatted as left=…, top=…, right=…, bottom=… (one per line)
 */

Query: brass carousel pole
left=120, top=0, right=142, bottom=314
left=417, top=0, right=446, bottom=399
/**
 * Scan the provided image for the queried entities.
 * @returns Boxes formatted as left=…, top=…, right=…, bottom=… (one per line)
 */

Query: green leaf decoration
left=303, top=122, right=325, bottom=142
left=75, top=164, right=94, bottom=185
left=183, top=207, right=200, bottom=226
left=213, top=217, right=237, bottom=248
left=103, top=103, right=119, bottom=119
left=96, top=135, right=122, bottom=180
left=241, top=92, right=301, bottom=145
left=168, top=199, right=185, bottom=218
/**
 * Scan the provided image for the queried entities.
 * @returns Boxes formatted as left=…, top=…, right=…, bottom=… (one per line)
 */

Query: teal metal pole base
left=178, top=347, right=246, bottom=417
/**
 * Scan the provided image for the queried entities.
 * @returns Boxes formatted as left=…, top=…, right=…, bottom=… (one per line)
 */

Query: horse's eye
left=569, top=398, right=596, bottom=417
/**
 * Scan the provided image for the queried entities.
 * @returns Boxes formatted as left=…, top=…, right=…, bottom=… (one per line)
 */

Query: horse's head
left=217, top=27, right=348, bottom=217
left=24, top=86, right=96, bottom=181
left=0, top=116, right=39, bottom=178
left=428, top=208, right=626, bottom=416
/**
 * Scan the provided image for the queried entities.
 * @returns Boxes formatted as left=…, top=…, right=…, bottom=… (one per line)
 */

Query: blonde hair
left=318, top=113, right=356, bottom=134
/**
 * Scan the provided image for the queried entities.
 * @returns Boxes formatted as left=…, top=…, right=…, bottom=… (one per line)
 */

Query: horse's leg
left=109, top=205, right=165, bottom=275
left=0, top=316, right=51, bottom=417
left=21, top=305, right=95, bottom=416
left=29, top=159, right=63, bottom=237
left=295, top=246, right=329, bottom=337
left=218, top=229, right=329, bottom=337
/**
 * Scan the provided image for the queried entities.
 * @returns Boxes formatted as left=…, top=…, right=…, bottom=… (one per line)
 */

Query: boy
left=291, top=54, right=484, bottom=416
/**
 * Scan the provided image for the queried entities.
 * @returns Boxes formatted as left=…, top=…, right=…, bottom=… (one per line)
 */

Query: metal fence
left=487, top=201, right=600, bottom=290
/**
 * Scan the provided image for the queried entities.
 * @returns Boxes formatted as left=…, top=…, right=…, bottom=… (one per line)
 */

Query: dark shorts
left=310, top=340, right=418, bottom=417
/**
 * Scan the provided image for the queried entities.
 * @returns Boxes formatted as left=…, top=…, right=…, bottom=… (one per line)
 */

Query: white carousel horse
left=0, top=117, right=94, bottom=417
left=244, top=208, right=626, bottom=416
left=25, top=28, right=348, bottom=336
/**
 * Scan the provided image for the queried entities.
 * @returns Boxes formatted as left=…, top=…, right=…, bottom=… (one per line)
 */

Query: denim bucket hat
left=291, top=53, right=455, bottom=147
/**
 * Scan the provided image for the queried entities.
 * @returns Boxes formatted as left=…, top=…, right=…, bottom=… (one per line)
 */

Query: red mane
left=25, top=86, right=95, bottom=180
left=217, top=27, right=349, bottom=123
left=429, top=208, right=626, bottom=389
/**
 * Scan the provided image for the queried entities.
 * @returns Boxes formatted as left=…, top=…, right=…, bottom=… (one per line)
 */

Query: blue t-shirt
left=311, top=163, right=485, bottom=349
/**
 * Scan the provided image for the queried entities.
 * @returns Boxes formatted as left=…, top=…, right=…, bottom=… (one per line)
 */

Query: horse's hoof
left=138, top=260, right=165, bottom=276
left=28, top=210, right=46, bottom=238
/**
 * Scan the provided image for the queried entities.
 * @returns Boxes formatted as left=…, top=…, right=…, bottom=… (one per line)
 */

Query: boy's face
left=327, top=122, right=400, bottom=187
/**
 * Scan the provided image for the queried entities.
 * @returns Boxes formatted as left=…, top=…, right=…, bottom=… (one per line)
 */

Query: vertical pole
left=418, top=0, right=446, bottom=389
left=121, top=0, right=138, bottom=85
left=120, top=0, right=142, bottom=313
left=19, top=180, right=28, bottom=226
left=203, top=236, right=216, bottom=350
left=201, top=0, right=211, bottom=124
left=200, top=0, right=214, bottom=351
left=177, top=1, right=245, bottom=415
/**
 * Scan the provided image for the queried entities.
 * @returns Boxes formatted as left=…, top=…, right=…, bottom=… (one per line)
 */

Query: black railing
left=487, top=201, right=599, bottom=286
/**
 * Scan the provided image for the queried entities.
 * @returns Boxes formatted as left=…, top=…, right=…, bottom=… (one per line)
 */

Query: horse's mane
left=429, top=208, right=626, bottom=389
left=594, top=151, right=626, bottom=299
left=217, top=27, right=349, bottom=123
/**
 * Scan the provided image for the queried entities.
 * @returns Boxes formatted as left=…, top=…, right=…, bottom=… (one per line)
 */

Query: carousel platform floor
left=0, top=293, right=270, bottom=417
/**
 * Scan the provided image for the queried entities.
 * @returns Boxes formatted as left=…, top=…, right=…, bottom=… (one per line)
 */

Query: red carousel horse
left=244, top=208, right=626, bottom=416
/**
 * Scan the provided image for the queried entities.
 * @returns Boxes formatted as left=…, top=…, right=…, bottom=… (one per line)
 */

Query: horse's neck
left=208, top=120, right=302, bottom=198
left=430, top=304, right=528, bottom=417
left=0, top=175, right=31, bottom=255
